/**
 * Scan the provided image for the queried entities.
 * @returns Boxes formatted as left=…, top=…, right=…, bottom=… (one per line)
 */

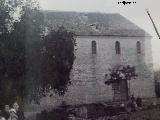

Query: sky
left=37, top=0, right=160, bottom=70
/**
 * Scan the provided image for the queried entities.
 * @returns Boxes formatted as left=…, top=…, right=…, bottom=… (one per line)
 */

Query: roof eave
left=76, top=34, right=151, bottom=37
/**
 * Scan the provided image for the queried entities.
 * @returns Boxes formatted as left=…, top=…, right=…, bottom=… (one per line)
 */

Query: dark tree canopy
left=0, top=0, right=76, bottom=105
left=41, top=27, right=76, bottom=96
left=0, top=0, right=25, bottom=106
left=0, top=0, right=44, bottom=105
left=18, top=0, right=44, bottom=103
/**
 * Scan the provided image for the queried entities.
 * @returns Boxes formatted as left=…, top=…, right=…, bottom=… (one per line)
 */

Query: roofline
left=42, top=10, right=119, bottom=15
left=76, top=34, right=152, bottom=38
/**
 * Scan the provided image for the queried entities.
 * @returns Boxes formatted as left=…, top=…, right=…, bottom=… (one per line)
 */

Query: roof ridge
left=43, top=10, right=119, bottom=15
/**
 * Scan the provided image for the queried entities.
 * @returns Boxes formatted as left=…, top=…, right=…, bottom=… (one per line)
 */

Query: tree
left=0, top=0, right=23, bottom=34
left=41, top=27, right=76, bottom=96
left=105, top=65, right=137, bottom=100
left=0, top=27, right=26, bottom=105
left=0, top=0, right=44, bottom=105
left=0, top=0, right=75, bottom=105
left=17, top=0, right=44, bottom=103
left=0, top=0, right=26, bottom=106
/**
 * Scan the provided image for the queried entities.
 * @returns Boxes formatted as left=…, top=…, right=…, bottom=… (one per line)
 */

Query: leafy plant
left=41, top=27, right=76, bottom=96
left=105, top=65, right=137, bottom=85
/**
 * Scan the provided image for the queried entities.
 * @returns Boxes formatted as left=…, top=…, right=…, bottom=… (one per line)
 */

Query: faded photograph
left=0, top=0, right=160, bottom=120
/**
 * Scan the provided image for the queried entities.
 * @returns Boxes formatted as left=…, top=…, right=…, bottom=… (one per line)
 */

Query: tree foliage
left=105, top=65, right=138, bottom=85
left=41, top=27, right=76, bottom=96
left=105, top=65, right=138, bottom=100
left=0, top=0, right=76, bottom=105
left=0, top=0, right=24, bottom=106
left=0, top=0, right=44, bottom=105
left=18, top=0, right=44, bottom=103
left=0, top=0, right=23, bottom=34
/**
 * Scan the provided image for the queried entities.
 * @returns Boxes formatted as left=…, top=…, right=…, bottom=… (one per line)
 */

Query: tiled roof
left=43, top=11, right=150, bottom=37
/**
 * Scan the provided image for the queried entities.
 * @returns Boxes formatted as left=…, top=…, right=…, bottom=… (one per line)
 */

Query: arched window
left=115, top=41, right=121, bottom=54
left=136, top=41, right=141, bottom=54
left=91, top=41, right=97, bottom=54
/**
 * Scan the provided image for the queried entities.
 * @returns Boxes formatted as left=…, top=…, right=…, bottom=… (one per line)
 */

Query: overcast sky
left=37, top=0, right=160, bottom=70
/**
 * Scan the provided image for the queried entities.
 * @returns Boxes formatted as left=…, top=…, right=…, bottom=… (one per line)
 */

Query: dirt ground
left=25, top=98, right=160, bottom=120
left=129, top=108, right=160, bottom=120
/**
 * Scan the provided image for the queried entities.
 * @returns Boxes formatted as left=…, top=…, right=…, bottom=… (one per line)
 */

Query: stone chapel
left=41, top=11, right=155, bottom=106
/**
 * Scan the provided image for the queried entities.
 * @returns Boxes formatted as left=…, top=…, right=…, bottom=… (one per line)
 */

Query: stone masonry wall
left=40, top=35, right=155, bottom=107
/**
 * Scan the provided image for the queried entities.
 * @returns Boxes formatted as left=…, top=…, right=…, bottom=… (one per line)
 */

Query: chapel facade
left=40, top=11, right=155, bottom=106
